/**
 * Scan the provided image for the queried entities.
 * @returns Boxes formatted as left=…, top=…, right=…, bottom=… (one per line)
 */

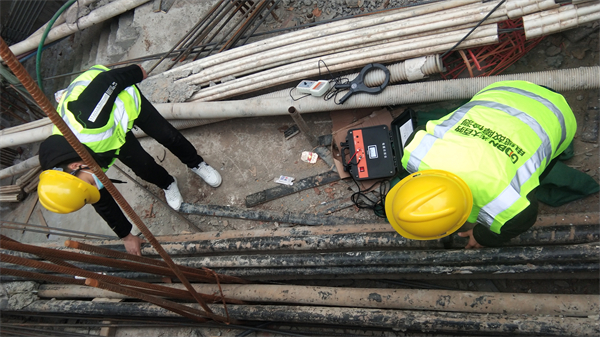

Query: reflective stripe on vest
left=54, top=67, right=140, bottom=151
left=405, top=85, right=569, bottom=229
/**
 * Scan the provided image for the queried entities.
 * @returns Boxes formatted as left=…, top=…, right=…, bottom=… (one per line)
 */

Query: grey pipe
left=15, top=300, right=600, bottom=336
left=1, top=66, right=598, bottom=148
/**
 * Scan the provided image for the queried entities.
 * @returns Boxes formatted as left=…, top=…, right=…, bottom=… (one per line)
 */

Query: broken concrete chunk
left=7, top=292, right=39, bottom=310
left=2, top=281, right=38, bottom=295
left=191, top=65, right=204, bottom=74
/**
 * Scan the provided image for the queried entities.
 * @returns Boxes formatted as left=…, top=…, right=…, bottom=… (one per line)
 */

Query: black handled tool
left=334, top=63, right=391, bottom=104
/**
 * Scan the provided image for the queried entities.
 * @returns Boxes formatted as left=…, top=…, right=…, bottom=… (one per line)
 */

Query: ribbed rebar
left=0, top=253, right=200, bottom=301
left=85, top=278, right=210, bottom=323
left=0, top=237, right=217, bottom=283
left=0, top=36, right=224, bottom=322
left=1, top=235, right=79, bottom=269
left=0, top=267, right=85, bottom=285
left=64, top=239, right=248, bottom=284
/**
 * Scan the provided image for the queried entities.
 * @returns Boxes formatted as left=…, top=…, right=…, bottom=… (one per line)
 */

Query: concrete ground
left=0, top=1, right=598, bottom=335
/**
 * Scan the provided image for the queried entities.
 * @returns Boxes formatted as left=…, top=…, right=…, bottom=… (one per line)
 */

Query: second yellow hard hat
left=385, top=169, right=473, bottom=240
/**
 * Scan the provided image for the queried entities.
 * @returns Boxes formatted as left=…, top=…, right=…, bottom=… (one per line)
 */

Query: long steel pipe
left=15, top=300, right=600, bottom=336
left=171, top=243, right=600, bottom=269
left=36, top=283, right=599, bottom=317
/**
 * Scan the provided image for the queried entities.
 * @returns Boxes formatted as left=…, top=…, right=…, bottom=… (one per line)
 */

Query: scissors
left=334, top=63, right=391, bottom=104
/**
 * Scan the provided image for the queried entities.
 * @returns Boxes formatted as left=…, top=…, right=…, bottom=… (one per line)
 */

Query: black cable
left=441, top=0, right=507, bottom=59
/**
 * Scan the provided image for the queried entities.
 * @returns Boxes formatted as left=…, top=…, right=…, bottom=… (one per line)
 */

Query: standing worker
left=37, top=64, right=222, bottom=255
left=385, top=80, right=576, bottom=248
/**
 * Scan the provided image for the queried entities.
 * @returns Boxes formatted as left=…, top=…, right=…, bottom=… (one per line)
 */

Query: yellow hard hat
left=38, top=170, right=101, bottom=214
left=385, top=169, right=473, bottom=240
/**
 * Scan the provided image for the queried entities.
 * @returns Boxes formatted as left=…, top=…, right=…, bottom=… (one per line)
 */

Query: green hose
left=36, top=0, right=78, bottom=93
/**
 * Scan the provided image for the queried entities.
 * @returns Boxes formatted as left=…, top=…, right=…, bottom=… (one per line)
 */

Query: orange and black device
left=340, top=109, right=417, bottom=181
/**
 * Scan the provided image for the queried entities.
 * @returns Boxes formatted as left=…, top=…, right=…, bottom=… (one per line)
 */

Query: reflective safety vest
left=52, top=65, right=141, bottom=168
left=401, top=81, right=576, bottom=233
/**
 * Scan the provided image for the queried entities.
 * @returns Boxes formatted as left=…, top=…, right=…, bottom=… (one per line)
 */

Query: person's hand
left=138, top=64, right=148, bottom=80
left=122, top=233, right=146, bottom=256
left=457, top=229, right=484, bottom=249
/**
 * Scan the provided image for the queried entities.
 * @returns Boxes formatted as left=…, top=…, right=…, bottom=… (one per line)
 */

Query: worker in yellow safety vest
left=37, top=64, right=222, bottom=255
left=385, top=80, right=576, bottom=248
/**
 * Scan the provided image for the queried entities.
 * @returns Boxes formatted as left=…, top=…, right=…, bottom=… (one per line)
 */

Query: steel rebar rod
left=84, top=278, right=235, bottom=323
left=0, top=220, right=115, bottom=239
left=192, top=0, right=251, bottom=61
left=0, top=226, right=102, bottom=240
left=147, top=0, right=226, bottom=74
left=219, top=0, right=265, bottom=52
left=175, top=0, right=236, bottom=65
left=0, top=253, right=211, bottom=301
left=1, top=235, right=79, bottom=269
left=227, top=0, right=272, bottom=51
left=239, top=0, right=283, bottom=46
left=0, top=237, right=220, bottom=283
left=0, top=267, right=85, bottom=285
left=17, top=300, right=600, bottom=336
left=64, top=239, right=248, bottom=284
left=0, top=37, right=220, bottom=321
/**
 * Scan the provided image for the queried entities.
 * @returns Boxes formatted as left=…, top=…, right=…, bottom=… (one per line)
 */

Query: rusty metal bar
left=219, top=0, right=265, bottom=52
left=85, top=278, right=211, bottom=323
left=1, top=235, right=79, bottom=269
left=0, top=253, right=207, bottom=302
left=191, top=0, right=251, bottom=61
left=0, top=236, right=216, bottom=283
left=176, top=0, right=237, bottom=64
left=0, top=36, right=222, bottom=322
left=148, top=0, right=226, bottom=74
left=0, top=220, right=115, bottom=240
left=0, top=102, right=29, bottom=123
left=0, top=267, right=86, bottom=285
left=64, top=239, right=248, bottom=284
left=239, top=0, right=283, bottom=46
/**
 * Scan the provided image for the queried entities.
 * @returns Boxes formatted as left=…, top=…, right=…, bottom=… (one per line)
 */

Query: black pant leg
left=117, top=131, right=174, bottom=189
left=134, top=92, right=203, bottom=168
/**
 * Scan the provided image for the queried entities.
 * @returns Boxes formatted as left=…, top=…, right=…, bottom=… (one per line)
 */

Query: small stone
left=545, top=45, right=562, bottom=57
left=545, top=55, right=564, bottom=68
left=571, top=47, right=590, bottom=60
left=577, top=95, right=584, bottom=101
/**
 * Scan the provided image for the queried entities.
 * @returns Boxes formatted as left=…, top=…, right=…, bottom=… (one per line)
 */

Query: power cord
left=341, top=146, right=391, bottom=218
left=441, top=0, right=507, bottom=59
left=289, top=59, right=352, bottom=104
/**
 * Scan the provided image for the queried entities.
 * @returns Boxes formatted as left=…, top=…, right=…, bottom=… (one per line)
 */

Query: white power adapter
left=296, top=80, right=331, bottom=97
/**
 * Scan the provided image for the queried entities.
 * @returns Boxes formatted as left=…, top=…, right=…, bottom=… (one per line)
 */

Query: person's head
left=38, top=135, right=101, bottom=214
left=384, top=170, right=473, bottom=240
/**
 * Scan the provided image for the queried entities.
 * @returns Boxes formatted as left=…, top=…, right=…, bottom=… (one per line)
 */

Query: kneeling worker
left=385, top=80, right=576, bottom=248
left=37, top=64, right=222, bottom=256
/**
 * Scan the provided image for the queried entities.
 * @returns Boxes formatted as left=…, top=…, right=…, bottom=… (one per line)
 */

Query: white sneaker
left=163, top=177, right=183, bottom=211
left=192, top=162, right=222, bottom=187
